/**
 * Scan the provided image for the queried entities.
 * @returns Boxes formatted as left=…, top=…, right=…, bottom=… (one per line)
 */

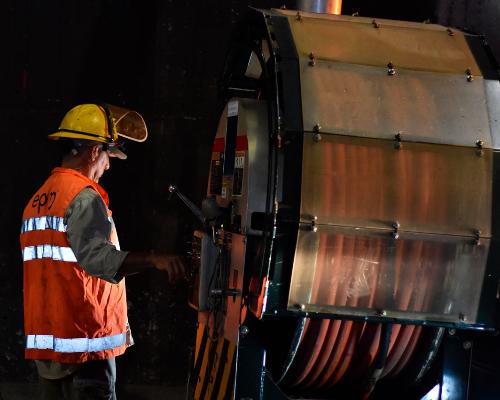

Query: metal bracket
left=301, top=215, right=318, bottom=232
left=392, top=222, right=400, bottom=239
left=466, top=68, right=474, bottom=82
left=313, top=124, right=322, bottom=142
left=475, top=140, right=484, bottom=157
left=387, top=62, right=396, bottom=76
left=300, top=214, right=318, bottom=232
left=311, top=216, right=318, bottom=232
left=308, top=52, right=316, bottom=67
left=394, top=132, right=402, bottom=149
left=474, top=230, right=481, bottom=246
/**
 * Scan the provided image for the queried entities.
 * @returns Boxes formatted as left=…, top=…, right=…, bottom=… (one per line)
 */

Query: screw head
left=463, top=341, right=472, bottom=350
left=240, top=326, right=249, bottom=337
left=308, top=52, right=316, bottom=66
left=311, top=216, right=319, bottom=231
left=466, top=69, right=473, bottom=82
left=387, top=62, right=396, bottom=76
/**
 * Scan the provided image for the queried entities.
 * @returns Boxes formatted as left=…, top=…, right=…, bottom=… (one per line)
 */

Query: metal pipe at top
left=296, top=0, right=342, bottom=15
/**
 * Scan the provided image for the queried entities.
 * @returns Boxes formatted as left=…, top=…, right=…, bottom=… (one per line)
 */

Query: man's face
left=90, top=147, right=110, bottom=183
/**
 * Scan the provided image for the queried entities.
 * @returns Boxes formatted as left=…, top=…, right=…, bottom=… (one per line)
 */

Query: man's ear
left=90, top=145, right=101, bottom=162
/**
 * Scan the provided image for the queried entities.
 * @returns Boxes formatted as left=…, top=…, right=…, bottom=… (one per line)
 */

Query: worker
left=20, top=103, right=184, bottom=399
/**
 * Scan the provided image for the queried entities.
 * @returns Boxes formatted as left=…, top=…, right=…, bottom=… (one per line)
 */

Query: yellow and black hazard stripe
left=193, top=323, right=236, bottom=400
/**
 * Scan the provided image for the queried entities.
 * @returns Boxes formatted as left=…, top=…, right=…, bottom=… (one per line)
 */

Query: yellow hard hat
left=49, top=104, right=148, bottom=158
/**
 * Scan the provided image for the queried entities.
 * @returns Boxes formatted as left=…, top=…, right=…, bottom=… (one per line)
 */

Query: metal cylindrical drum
left=296, top=0, right=342, bottom=15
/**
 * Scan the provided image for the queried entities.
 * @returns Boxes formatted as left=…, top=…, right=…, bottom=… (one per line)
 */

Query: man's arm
left=65, top=188, right=126, bottom=283
left=115, top=252, right=185, bottom=282
left=65, top=188, right=184, bottom=283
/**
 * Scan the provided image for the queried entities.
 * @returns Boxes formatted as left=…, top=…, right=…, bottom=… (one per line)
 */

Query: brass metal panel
left=300, top=133, right=492, bottom=237
left=288, top=226, right=489, bottom=325
left=275, top=10, right=480, bottom=75
left=300, top=59, right=492, bottom=147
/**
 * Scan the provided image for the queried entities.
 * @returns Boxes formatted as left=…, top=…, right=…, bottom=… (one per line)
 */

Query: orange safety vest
left=20, top=167, right=129, bottom=363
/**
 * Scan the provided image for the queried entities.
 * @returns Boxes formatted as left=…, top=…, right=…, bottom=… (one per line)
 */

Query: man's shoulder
left=74, top=187, right=100, bottom=202
left=66, top=187, right=106, bottom=218
left=70, top=187, right=107, bottom=210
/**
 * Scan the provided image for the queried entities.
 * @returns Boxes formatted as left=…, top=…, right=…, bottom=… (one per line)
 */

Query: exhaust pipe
left=296, top=0, right=342, bottom=15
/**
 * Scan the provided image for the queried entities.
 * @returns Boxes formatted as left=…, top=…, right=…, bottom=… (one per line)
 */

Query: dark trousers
left=39, top=358, right=116, bottom=400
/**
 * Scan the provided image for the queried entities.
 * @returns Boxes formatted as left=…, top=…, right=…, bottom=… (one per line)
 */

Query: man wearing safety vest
left=20, top=103, right=184, bottom=399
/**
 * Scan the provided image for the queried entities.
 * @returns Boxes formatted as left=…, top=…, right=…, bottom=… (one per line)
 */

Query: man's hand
left=149, top=253, right=186, bottom=283
left=117, top=251, right=186, bottom=283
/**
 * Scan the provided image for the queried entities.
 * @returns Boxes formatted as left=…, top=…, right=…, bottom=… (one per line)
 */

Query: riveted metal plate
left=300, top=133, right=492, bottom=237
left=300, top=59, right=492, bottom=147
left=274, top=10, right=481, bottom=76
left=288, top=225, right=490, bottom=326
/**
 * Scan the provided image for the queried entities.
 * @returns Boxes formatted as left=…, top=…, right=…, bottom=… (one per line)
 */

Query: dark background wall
left=1, top=0, right=499, bottom=396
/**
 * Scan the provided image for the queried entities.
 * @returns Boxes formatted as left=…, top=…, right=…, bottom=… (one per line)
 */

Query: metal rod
left=296, top=0, right=342, bottom=15
left=168, top=184, right=205, bottom=225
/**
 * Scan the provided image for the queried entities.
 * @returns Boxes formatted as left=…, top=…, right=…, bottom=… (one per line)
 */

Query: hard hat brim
left=48, top=130, right=110, bottom=143
left=107, top=146, right=127, bottom=160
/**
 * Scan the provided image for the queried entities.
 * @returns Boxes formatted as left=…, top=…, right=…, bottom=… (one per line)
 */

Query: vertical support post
left=440, top=331, right=472, bottom=400
left=235, top=324, right=289, bottom=400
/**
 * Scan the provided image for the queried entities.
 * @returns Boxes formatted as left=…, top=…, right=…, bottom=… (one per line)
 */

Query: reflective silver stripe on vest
left=21, top=216, right=66, bottom=234
left=22, top=245, right=77, bottom=263
left=26, top=333, right=127, bottom=353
